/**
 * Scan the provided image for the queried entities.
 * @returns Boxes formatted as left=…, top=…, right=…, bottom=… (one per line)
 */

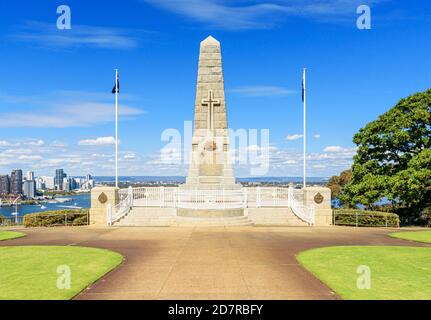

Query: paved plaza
left=3, top=226, right=426, bottom=300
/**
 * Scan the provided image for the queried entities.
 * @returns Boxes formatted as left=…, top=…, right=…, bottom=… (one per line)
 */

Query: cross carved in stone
left=201, top=90, right=220, bottom=132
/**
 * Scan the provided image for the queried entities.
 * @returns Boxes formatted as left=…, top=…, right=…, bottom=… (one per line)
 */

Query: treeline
left=328, top=89, right=431, bottom=226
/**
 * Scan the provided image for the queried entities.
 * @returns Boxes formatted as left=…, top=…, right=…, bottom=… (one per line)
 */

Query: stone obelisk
left=184, top=36, right=238, bottom=189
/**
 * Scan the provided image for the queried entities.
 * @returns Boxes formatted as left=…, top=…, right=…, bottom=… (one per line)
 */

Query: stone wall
left=89, top=186, right=333, bottom=227
left=89, top=186, right=119, bottom=226
left=303, top=187, right=333, bottom=226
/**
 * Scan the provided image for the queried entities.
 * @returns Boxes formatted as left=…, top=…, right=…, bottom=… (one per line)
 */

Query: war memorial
left=89, top=36, right=332, bottom=228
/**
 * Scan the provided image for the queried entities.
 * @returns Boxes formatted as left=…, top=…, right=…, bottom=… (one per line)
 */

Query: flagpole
left=115, top=69, right=119, bottom=188
left=303, top=68, right=307, bottom=189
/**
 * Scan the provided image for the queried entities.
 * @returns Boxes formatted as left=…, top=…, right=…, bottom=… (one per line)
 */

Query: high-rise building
left=27, top=171, right=34, bottom=181
left=44, top=176, right=55, bottom=189
left=23, top=180, right=35, bottom=199
left=0, top=175, right=10, bottom=195
left=55, top=169, right=66, bottom=190
left=10, top=170, right=23, bottom=195
left=36, top=177, right=45, bottom=190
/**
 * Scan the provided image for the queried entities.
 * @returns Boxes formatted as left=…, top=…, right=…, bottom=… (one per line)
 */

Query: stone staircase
left=114, top=207, right=176, bottom=227
left=246, top=208, right=310, bottom=227
left=175, top=215, right=253, bottom=227
left=113, top=206, right=310, bottom=227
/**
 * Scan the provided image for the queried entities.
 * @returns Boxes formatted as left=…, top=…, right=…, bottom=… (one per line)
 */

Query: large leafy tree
left=327, top=169, right=352, bottom=200
left=341, top=89, right=431, bottom=216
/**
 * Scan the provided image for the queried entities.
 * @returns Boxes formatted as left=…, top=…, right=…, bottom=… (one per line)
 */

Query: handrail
left=107, top=186, right=316, bottom=226
left=129, top=187, right=290, bottom=209
left=288, top=187, right=315, bottom=226
left=107, top=188, right=133, bottom=226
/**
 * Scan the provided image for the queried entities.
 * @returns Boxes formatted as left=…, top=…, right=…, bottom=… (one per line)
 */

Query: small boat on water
left=58, top=205, right=82, bottom=209
left=40, top=205, right=47, bottom=209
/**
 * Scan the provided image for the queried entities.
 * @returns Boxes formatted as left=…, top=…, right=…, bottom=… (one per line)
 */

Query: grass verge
left=0, top=231, right=26, bottom=241
left=0, top=246, right=123, bottom=300
left=390, top=230, right=431, bottom=244
left=297, top=246, right=431, bottom=300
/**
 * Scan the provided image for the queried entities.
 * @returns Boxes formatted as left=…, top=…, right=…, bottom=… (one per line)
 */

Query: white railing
left=107, top=186, right=316, bottom=226
left=177, top=189, right=244, bottom=209
left=244, top=187, right=290, bottom=207
left=288, top=188, right=315, bottom=226
left=130, top=187, right=291, bottom=209
left=107, top=187, right=133, bottom=226
left=132, top=187, right=177, bottom=207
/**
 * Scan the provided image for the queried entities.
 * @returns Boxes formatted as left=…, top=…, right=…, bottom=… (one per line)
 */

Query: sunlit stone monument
left=89, top=36, right=333, bottom=227
left=178, top=36, right=243, bottom=218
left=183, top=36, right=239, bottom=189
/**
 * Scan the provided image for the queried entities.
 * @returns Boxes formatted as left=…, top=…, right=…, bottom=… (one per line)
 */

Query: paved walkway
left=2, top=226, right=424, bottom=300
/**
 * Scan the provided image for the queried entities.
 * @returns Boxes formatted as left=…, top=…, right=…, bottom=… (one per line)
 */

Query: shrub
left=71, top=215, right=88, bottom=226
left=334, top=209, right=400, bottom=227
left=23, top=209, right=88, bottom=228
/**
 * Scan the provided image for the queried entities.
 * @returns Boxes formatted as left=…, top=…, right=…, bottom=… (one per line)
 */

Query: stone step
left=175, top=216, right=253, bottom=227
left=113, top=206, right=310, bottom=227
left=123, top=215, right=174, bottom=219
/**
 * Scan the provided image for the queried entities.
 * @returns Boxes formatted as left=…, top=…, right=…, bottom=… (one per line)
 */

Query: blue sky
left=0, top=0, right=430, bottom=177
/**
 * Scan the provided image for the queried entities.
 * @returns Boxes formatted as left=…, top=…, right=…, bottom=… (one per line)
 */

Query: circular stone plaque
left=98, top=192, right=108, bottom=204
left=314, top=192, right=324, bottom=204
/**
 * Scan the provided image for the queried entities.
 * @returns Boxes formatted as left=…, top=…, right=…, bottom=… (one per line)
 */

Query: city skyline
left=1, top=1, right=430, bottom=177
left=0, top=167, right=95, bottom=199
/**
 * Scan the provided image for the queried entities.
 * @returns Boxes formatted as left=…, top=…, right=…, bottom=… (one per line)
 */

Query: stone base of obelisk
left=177, top=182, right=245, bottom=218
left=177, top=208, right=244, bottom=218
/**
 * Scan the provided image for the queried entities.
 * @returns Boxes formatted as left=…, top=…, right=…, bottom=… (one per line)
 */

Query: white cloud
left=0, top=135, right=357, bottom=177
left=313, top=164, right=327, bottom=169
left=142, top=0, right=389, bottom=30
left=50, top=141, right=68, bottom=148
left=0, top=91, right=144, bottom=128
left=229, top=86, right=296, bottom=97
left=0, top=139, right=44, bottom=147
left=286, top=134, right=303, bottom=141
left=324, top=146, right=356, bottom=153
left=314, top=134, right=321, bottom=139
left=18, top=155, right=43, bottom=161
left=11, top=21, right=141, bottom=49
left=0, top=140, right=13, bottom=147
left=78, top=136, right=116, bottom=146
left=25, top=139, right=44, bottom=146
left=124, top=153, right=137, bottom=160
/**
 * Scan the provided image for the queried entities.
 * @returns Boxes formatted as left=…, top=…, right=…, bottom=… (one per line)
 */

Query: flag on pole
left=302, top=69, right=306, bottom=102
left=113, top=69, right=119, bottom=189
left=112, top=72, right=119, bottom=94
left=302, top=68, right=307, bottom=189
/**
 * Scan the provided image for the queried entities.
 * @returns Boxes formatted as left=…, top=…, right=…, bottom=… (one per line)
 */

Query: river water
left=0, top=193, right=90, bottom=218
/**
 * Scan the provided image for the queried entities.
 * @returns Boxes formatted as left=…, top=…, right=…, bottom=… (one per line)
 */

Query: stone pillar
left=184, top=35, right=238, bottom=188
left=89, top=186, right=119, bottom=226
left=303, top=187, right=332, bottom=226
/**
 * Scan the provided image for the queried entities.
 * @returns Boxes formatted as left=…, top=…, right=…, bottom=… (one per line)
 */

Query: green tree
left=327, top=169, right=352, bottom=200
left=342, top=89, right=431, bottom=217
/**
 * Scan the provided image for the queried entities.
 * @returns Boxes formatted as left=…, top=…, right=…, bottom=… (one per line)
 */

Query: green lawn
left=390, top=230, right=431, bottom=244
left=297, top=246, right=431, bottom=300
left=0, top=246, right=123, bottom=300
left=0, top=231, right=26, bottom=241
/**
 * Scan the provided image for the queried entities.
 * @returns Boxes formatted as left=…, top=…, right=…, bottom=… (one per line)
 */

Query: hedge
left=23, top=209, right=89, bottom=228
left=334, top=209, right=400, bottom=227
